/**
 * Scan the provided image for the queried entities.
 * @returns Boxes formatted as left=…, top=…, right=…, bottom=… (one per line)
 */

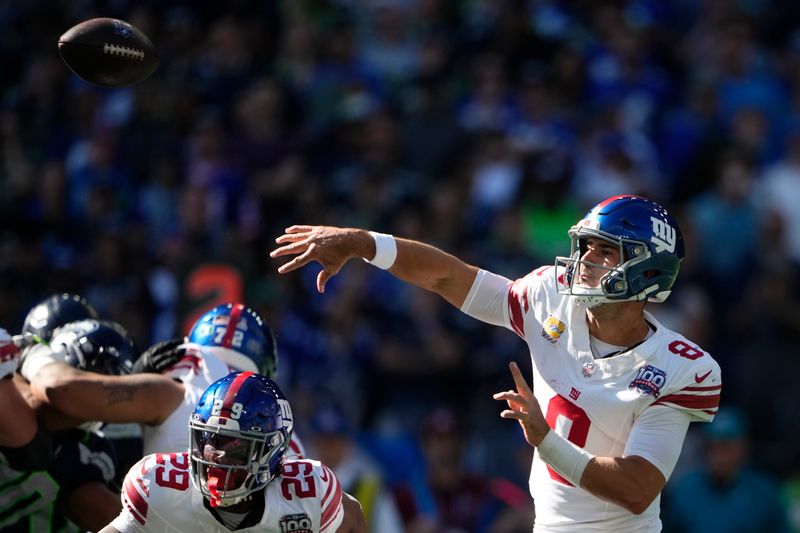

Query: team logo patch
left=629, top=365, right=666, bottom=397
left=280, top=513, right=312, bottom=533
left=540, top=316, right=566, bottom=344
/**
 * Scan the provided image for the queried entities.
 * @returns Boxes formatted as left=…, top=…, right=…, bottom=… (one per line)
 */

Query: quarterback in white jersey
left=468, top=264, right=719, bottom=531
left=271, top=195, right=722, bottom=532
left=101, top=372, right=365, bottom=533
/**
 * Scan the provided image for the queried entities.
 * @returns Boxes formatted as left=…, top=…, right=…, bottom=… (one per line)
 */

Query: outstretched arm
left=29, top=361, right=184, bottom=426
left=271, top=226, right=480, bottom=308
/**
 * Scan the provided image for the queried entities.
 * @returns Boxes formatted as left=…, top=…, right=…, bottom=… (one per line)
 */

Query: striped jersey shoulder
left=648, top=333, right=721, bottom=422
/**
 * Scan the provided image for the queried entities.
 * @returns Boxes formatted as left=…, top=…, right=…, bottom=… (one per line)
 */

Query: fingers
left=285, top=225, right=315, bottom=234
left=500, top=409, right=527, bottom=421
left=509, top=361, right=533, bottom=399
left=317, top=271, right=327, bottom=294
left=492, top=390, right=527, bottom=406
left=270, top=240, right=310, bottom=258
left=276, top=250, right=314, bottom=274
left=271, top=226, right=315, bottom=253
left=317, top=264, right=342, bottom=294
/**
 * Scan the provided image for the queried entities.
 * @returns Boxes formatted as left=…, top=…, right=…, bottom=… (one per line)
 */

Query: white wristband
left=364, top=231, right=397, bottom=270
left=19, top=343, right=63, bottom=382
left=537, top=429, right=593, bottom=487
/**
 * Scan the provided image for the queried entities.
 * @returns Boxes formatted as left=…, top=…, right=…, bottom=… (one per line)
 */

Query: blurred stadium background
left=1, top=1, right=799, bottom=531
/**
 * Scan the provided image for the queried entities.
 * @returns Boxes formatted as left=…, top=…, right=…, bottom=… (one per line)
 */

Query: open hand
left=270, top=226, right=371, bottom=293
left=493, top=361, right=550, bottom=447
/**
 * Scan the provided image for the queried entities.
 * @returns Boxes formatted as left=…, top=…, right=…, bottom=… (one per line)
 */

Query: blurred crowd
left=1, top=0, right=800, bottom=531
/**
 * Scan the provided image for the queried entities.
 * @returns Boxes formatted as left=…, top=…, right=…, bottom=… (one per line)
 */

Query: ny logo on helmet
left=650, top=217, right=676, bottom=254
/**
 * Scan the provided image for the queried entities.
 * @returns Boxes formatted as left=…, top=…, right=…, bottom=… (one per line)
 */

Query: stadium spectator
left=309, top=404, right=404, bottom=533
left=663, top=408, right=790, bottom=533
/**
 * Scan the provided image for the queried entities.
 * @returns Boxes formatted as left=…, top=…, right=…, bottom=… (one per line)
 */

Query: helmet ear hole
left=643, top=270, right=659, bottom=279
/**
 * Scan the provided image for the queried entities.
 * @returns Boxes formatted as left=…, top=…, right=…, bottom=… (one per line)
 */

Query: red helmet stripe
left=221, top=303, right=245, bottom=348
left=221, top=371, right=254, bottom=412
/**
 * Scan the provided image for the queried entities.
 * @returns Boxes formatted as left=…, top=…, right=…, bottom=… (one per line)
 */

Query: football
left=58, top=17, right=158, bottom=88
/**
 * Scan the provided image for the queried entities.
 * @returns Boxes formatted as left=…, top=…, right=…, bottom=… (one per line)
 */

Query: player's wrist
left=531, top=426, right=550, bottom=447
left=537, top=430, right=593, bottom=487
left=363, top=231, right=397, bottom=270
left=19, top=344, right=63, bottom=382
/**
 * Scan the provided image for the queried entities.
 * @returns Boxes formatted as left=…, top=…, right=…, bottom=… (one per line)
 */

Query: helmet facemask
left=555, top=226, right=656, bottom=307
left=189, top=417, right=288, bottom=508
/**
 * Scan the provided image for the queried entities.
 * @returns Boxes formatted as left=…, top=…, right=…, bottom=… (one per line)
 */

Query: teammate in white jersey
left=21, top=302, right=306, bottom=460
left=100, top=371, right=365, bottom=533
left=270, top=195, right=722, bottom=532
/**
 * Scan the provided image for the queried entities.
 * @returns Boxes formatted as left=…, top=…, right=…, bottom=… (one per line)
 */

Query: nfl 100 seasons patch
left=629, top=365, right=666, bottom=397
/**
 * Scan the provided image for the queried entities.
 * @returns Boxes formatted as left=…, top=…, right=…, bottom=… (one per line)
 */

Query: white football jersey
left=463, top=266, right=721, bottom=532
left=112, top=453, right=344, bottom=533
left=142, top=343, right=307, bottom=460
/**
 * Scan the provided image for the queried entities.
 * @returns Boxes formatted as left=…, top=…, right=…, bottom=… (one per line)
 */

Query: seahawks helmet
left=49, top=319, right=137, bottom=375
left=189, top=371, right=292, bottom=507
left=556, top=195, right=685, bottom=307
left=187, top=303, right=277, bottom=378
left=23, top=293, right=99, bottom=342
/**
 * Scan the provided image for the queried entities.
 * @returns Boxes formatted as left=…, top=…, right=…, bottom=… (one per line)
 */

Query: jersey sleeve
left=110, top=456, right=155, bottom=533
left=624, top=405, right=691, bottom=480
left=651, top=357, right=721, bottom=422
left=318, top=463, right=344, bottom=533
left=118, top=455, right=155, bottom=530
left=461, top=268, right=548, bottom=339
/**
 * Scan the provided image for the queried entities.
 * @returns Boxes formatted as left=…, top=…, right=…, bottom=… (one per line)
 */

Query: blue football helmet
left=555, top=195, right=685, bottom=306
left=23, top=293, right=99, bottom=342
left=48, top=319, right=138, bottom=375
left=187, top=303, right=277, bottom=378
left=189, top=371, right=292, bottom=507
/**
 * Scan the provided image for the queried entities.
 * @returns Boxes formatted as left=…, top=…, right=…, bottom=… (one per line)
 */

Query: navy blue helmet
left=556, top=195, right=684, bottom=306
left=23, top=293, right=99, bottom=341
left=49, top=319, right=138, bottom=375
